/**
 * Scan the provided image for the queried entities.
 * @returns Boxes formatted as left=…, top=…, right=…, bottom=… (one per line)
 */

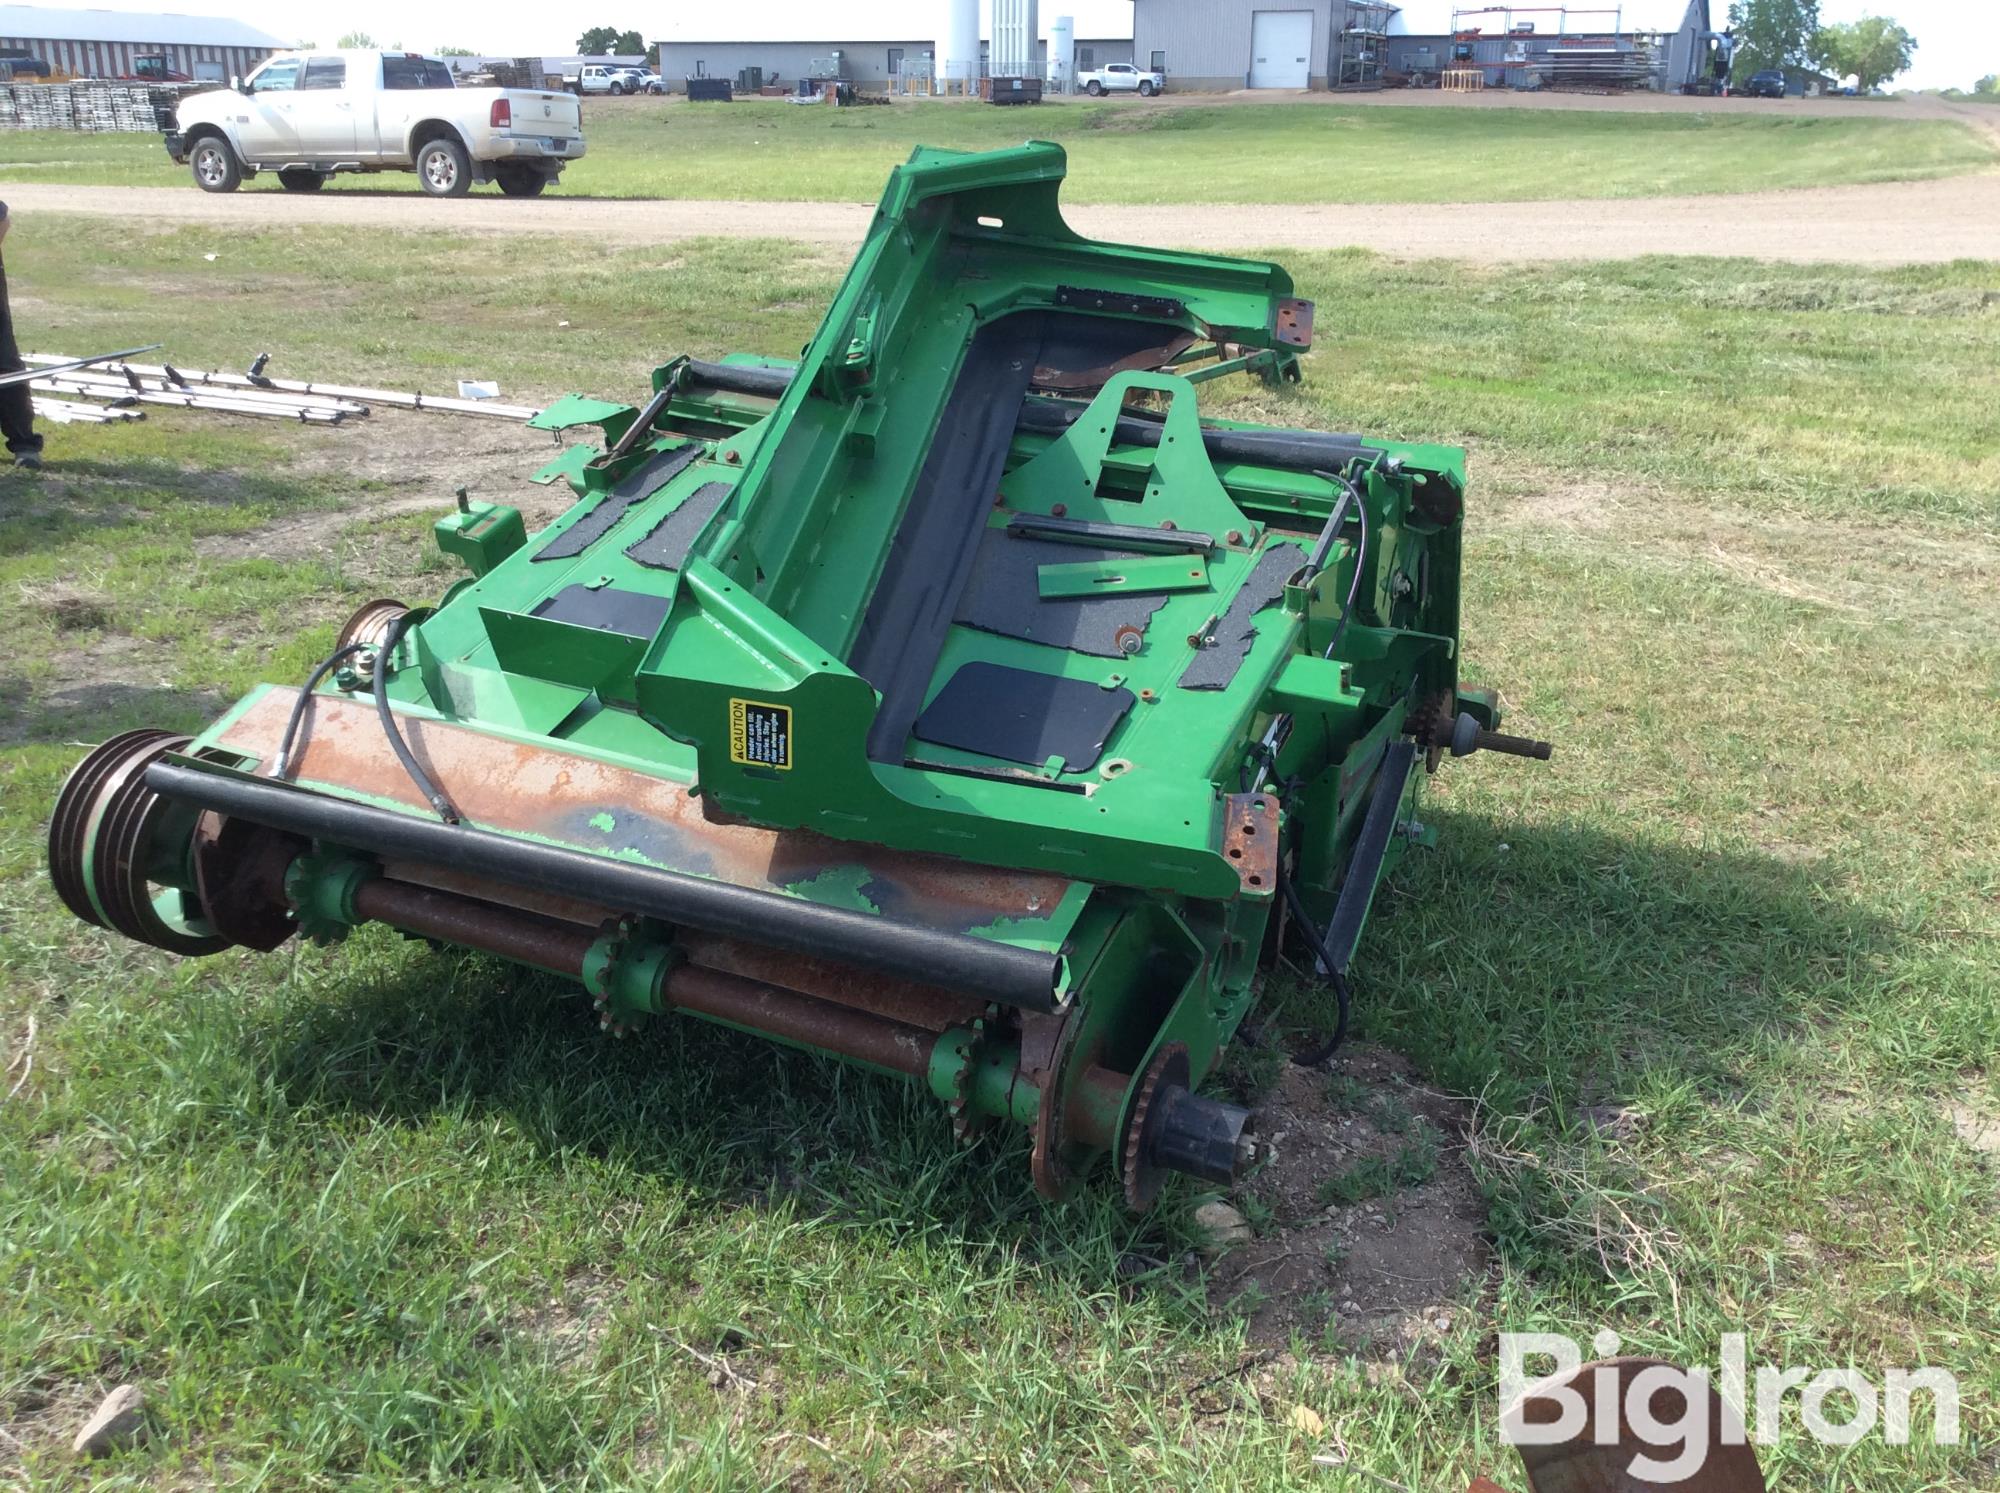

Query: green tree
left=1814, top=14, right=1917, bottom=91
left=575, top=26, right=647, bottom=56
left=1970, top=73, right=1996, bottom=96
left=435, top=46, right=476, bottom=57
left=336, top=30, right=377, bottom=49
left=1728, top=0, right=1821, bottom=79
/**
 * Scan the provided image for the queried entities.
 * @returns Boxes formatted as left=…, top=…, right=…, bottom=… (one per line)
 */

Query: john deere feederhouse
left=48, top=144, right=1546, bottom=1207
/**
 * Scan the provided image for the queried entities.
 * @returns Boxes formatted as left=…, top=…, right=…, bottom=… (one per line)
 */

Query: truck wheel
left=1138, top=80, right=1156, bottom=96
left=189, top=135, right=241, bottom=193
left=1086, top=80, right=1104, bottom=96
left=277, top=168, right=324, bottom=192
left=609, top=81, right=625, bottom=95
left=415, top=137, right=472, bottom=198
left=495, top=164, right=548, bottom=198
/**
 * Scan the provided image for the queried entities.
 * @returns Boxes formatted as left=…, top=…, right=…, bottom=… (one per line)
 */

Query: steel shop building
left=0, top=3, right=287, bottom=82
left=654, top=0, right=1135, bottom=92
left=1131, top=0, right=1711, bottom=91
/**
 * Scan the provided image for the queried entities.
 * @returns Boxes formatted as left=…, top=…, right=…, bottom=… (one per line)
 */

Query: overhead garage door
left=1249, top=10, right=1313, bottom=89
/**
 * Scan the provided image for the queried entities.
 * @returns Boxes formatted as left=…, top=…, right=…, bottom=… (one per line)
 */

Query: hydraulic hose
left=373, top=610, right=460, bottom=825
left=270, top=642, right=367, bottom=780
left=1277, top=855, right=1352, bottom=1067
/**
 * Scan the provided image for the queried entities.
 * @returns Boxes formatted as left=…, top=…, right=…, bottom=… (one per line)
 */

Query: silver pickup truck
left=166, top=50, right=586, bottom=198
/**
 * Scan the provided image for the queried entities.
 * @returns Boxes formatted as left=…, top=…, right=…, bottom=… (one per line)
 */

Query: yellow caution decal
left=728, top=698, right=793, bottom=770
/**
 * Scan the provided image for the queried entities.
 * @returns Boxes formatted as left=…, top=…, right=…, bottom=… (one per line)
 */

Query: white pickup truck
left=167, top=50, right=586, bottom=198
left=1079, top=62, right=1165, bottom=96
left=573, top=64, right=655, bottom=96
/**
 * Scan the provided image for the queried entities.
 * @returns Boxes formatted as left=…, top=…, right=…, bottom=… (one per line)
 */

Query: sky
left=13, top=0, right=1998, bottom=90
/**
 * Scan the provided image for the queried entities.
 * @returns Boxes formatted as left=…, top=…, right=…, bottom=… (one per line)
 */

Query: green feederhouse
left=48, top=142, right=1547, bottom=1208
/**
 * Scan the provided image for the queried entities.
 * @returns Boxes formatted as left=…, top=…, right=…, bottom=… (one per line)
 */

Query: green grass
left=1315, top=1126, right=1441, bottom=1207
left=2, top=221, right=1998, bottom=1488
left=2, top=94, right=1994, bottom=203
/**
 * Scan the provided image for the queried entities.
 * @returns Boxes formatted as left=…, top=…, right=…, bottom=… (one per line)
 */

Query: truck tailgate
left=507, top=90, right=582, bottom=140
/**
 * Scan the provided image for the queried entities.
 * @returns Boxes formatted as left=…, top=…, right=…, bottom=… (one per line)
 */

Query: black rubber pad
left=956, top=529, right=1172, bottom=658
left=532, top=584, right=672, bottom=639
left=535, top=443, right=701, bottom=562
left=912, top=661, right=1133, bottom=773
left=1179, top=542, right=1306, bottom=691
left=626, top=480, right=732, bottom=571
left=850, top=316, right=1047, bottom=764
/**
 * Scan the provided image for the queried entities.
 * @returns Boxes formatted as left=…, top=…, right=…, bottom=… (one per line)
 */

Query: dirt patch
left=0, top=1376, right=104, bottom=1471
left=0, top=633, right=232, bottom=748
left=1946, top=1097, right=2000, bottom=1158
left=487, top=1271, right=620, bottom=1366
left=16, top=577, right=113, bottom=632
left=7, top=172, right=1999, bottom=264
left=1212, top=1042, right=1488, bottom=1352
left=194, top=410, right=562, bottom=563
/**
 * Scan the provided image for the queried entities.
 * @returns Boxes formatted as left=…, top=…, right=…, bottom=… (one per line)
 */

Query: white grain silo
left=936, top=0, right=980, bottom=91
left=990, top=0, right=1040, bottom=78
left=1048, top=14, right=1075, bottom=92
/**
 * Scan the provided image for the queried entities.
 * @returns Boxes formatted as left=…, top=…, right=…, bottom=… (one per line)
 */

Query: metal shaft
left=342, top=874, right=942, bottom=1079
left=1472, top=728, right=1554, bottom=761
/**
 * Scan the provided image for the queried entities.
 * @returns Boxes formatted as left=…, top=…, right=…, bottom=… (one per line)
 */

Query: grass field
left=2, top=220, right=1997, bottom=1488
left=1, top=95, right=1994, bottom=204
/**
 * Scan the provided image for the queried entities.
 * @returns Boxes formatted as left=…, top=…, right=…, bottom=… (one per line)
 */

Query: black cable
left=374, top=610, right=460, bottom=825
left=1277, top=855, right=1352, bottom=1067
left=1318, top=471, right=1369, bottom=664
left=270, top=643, right=368, bottom=780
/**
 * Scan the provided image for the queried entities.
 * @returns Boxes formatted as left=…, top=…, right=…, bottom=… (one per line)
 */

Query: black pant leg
left=0, top=274, right=42, bottom=457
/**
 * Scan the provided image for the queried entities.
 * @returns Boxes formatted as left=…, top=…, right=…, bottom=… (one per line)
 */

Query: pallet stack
left=0, top=81, right=200, bottom=132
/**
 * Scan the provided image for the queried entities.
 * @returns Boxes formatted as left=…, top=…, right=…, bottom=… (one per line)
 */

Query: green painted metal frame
left=70, top=141, right=1519, bottom=1202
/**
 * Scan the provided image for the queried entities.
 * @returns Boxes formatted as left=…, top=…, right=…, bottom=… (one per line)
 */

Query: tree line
left=1729, top=3, right=1919, bottom=93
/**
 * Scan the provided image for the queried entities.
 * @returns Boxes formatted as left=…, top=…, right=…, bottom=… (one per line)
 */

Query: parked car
left=619, top=67, right=666, bottom=94
left=1743, top=69, right=1788, bottom=98
left=574, top=64, right=643, bottom=95
left=1079, top=62, right=1164, bottom=96
left=166, top=50, right=586, bottom=198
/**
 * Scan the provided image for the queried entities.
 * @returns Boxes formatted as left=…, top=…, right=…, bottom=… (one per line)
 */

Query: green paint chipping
left=588, top=812, right=617, bottom=834
left=786, top=865, right=882, bottom=916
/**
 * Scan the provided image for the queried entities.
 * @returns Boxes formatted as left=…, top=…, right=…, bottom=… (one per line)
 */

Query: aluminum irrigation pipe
left=30, top=378, right=348, bottom=423
left=25, top=354, right=541, bottom=420
left=0, top=345, right=161, bottom=390
left=34, top=368, right=369, bottom=416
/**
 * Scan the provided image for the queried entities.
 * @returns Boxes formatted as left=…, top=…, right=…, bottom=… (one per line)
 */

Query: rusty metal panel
left=215, top=689, right=1084, bottom=946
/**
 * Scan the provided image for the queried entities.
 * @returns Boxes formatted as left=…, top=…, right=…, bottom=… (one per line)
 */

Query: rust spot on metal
left=1031, top=330, right=1198, bottom=393
left=674, top=931, right=989, bottom=1030
left=668, top=963, right=939, bottom=1077
left=347, top=875, right=952, bottom=1077
left=1273, top=298, right=1314, bottom=348
left=354, top=877, right=596, bottom=976
left=366, top=864, right=986, bottom=1026
left=1220, top=792, right=1279, bottom=896
left=214, top=691, right=1076, bottom=939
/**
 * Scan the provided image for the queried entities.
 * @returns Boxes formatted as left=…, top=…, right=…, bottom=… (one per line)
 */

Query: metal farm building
left=0, top=4, right=287, bottom=82
left=1132, top=0, right=1712, bottom=92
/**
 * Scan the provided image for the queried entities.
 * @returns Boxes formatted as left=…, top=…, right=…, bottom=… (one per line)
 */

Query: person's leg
left=0, top=299, right=41, bottom=461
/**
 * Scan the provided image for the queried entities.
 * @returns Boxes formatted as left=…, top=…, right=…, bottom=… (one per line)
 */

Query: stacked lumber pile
left=0, top=81, right=202, bottom=132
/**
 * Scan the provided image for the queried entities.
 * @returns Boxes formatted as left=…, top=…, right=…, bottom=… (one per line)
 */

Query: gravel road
left=4, top=170, right=1995, bottom=265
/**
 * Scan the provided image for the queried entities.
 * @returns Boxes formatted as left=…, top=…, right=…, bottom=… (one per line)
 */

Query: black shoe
left=12, top=452, right=41, bottom=469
